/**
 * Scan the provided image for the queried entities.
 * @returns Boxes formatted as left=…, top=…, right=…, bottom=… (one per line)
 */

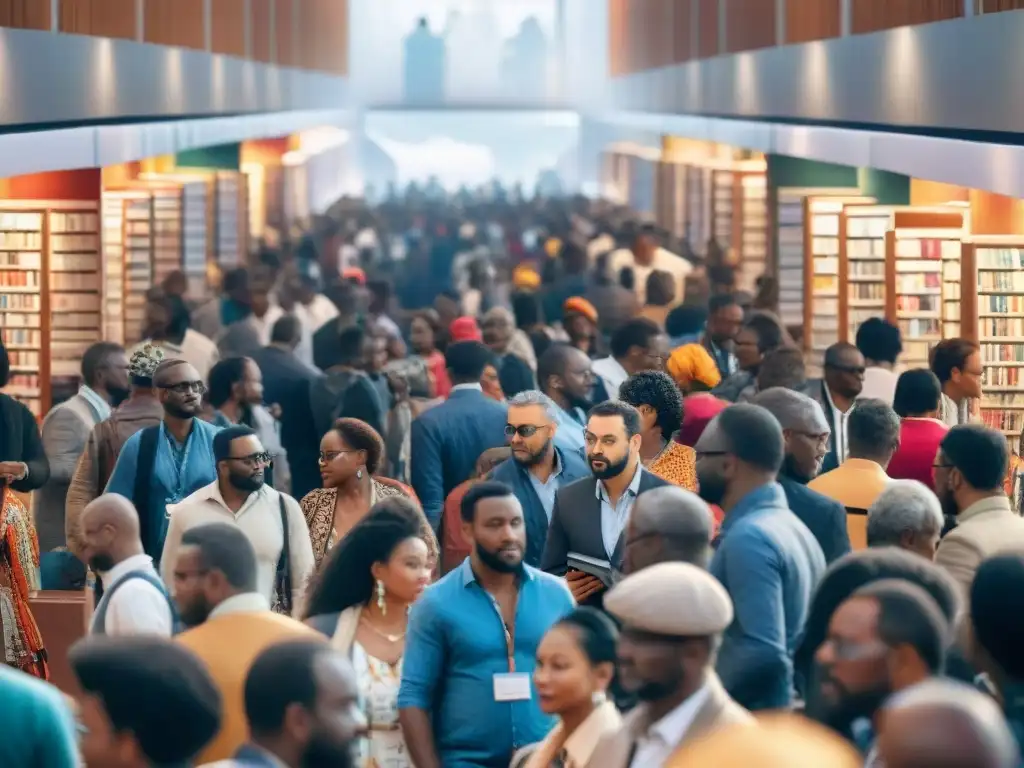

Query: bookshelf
left=0, top=201, right=101, bottom=417
left=738, top=173, right=768, bottom=294
left=101, top=190, right=154, bottom=345
left=885, top=208, right=966, bottom=369
left=711, top=169, right=734, bottom=259
left=774, top=188, right=861, bottom=331
left=961, top=236, right=1024, bottom=447
left=214, top=171, right=247, bottom=268
left=685, top=164, right=711, bottom=256
left=841, top=205, right=892, bottom=346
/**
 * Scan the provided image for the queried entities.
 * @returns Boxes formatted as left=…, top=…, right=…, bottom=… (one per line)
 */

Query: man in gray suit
left=34, top=343, right=128, bottom=553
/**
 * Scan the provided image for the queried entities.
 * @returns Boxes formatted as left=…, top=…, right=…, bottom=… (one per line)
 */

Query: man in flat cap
left=587, top=562, right=752, bottom=768
left=751, top=387, right=850, bottom=562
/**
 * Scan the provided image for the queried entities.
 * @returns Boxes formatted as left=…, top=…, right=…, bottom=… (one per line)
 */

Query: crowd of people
left=1, top=190, right=1023, bottom=767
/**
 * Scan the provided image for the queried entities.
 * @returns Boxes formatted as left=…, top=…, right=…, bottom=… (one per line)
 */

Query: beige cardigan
left=511, top=701, right=622, bottom=768
left=330, top=605, right=363, bottom=655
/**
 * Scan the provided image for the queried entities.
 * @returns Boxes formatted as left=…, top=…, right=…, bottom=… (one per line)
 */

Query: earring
left=356, top=468, right=363, bottom=479
left=591, top=691, right=607, bottom=706
left=376, top=579, right=387, bottom=615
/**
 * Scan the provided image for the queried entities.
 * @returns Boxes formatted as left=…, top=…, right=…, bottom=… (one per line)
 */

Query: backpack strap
left=92, top=569, right=182, bottom=636
left=133, top=426, right=161, bottom=558
left=275, top=494, right=293, bottom=615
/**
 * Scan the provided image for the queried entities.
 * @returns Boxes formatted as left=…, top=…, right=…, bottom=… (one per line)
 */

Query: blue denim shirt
left=398, top=559, right=575, bottom=767
left=710, top=482, right=826, bottom=711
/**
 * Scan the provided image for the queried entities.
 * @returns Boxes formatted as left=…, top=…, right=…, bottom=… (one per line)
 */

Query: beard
left=229, top=471, right=264, bottom=493
left=569, top=392, right=593, bottom=412
left=819, top=682, right=891, bottom=735
left=302, top=732, right=358, bottom=768
left=178, top=596, right=212, bottom=628
left=476, top=541, right=524, bottom=573
left=88, top=553, right=115, bottom=573
left=589, top=452, right=630, bottom=481
left=938, top=487, right=959, bottom=520
left=513, top=438, right=552, bottom=468
left=164, top=402, right=199, bottom=419
left=107, top=385, right=131, bottom=408
left=782, top=453, right=815, bottom=484
left=697, top=470, right=727, bottom=506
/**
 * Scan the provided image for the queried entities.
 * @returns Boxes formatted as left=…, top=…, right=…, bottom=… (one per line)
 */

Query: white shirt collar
left=451, top=382, right=483, bottom=393
left=645, top=682, right=712, bottom=748
left=596, top=460, right=644, bottom=503
left=190, top=480, right=272, bottom=519
left=78, top=385, right=112, bottom=421
left=100, top=553, right=156, bottom=589
left=209, top=592, right=270, bottom=619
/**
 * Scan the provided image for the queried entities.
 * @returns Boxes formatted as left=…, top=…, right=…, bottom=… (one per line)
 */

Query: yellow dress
left=647, top=442, right=698, bottom=492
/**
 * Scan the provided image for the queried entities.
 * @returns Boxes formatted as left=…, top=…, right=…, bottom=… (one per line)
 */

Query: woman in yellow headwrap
left=666, top=343, right=722, bottom=394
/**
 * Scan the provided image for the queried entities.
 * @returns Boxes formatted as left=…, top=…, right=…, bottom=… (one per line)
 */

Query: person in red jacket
left=888, top=369, right=949, bottom=491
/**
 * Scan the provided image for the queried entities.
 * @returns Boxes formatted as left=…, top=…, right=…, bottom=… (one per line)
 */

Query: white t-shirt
left=609, top=247, right=694, bottom=305
left=91, top=554, right=174, bottom=637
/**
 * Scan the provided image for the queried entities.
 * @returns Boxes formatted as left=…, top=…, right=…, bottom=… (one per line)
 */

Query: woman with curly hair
left=618, top=371, right=697, bottom=490
left=304, top=496, right=436, bottom=768
left=300, top=418, right=419, bottom=568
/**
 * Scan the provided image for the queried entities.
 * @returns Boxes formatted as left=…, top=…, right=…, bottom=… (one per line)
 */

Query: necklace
left=361, top=615, right=407, bottom=643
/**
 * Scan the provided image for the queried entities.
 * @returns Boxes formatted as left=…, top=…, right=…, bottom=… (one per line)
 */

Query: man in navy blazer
left=489, top=391, right=590, bottom=566
left=411, top=341, right=508, bottom=528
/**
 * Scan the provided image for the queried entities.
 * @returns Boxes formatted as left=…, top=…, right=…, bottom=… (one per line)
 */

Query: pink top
left=887, top=418, right=949, bottom=491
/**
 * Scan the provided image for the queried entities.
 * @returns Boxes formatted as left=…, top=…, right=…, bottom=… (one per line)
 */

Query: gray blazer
left=585, top=672, right=753, bottom=768
left=34, top=394, right=104, bottom=551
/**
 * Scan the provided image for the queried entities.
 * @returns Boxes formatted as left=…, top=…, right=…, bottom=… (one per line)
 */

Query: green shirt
left=0, top=665, right=78, bottom=767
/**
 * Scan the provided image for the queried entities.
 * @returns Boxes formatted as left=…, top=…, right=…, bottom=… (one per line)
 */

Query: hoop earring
left=376, top=579, right=386, bottom=615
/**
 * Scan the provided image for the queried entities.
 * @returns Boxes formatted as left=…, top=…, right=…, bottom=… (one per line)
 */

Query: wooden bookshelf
left=885, top=208, right=967, bottom=369
left=0, top=201, right=101, bottom=417
left=961, top=236, right=1024, bottom=448
left=841, top=204, right=893, bottom=346
left=685, top=164, right=712, bottom=256
left=214, top=171, right=248, bottom=268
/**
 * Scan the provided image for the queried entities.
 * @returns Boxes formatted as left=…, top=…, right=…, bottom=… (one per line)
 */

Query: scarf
left=0, top=488, right=47, bottom=679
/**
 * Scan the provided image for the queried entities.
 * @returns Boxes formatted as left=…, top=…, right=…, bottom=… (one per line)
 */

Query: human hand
left=565, top=571, right=605, bottom=603
left=0, top=462, right=26, bottom=481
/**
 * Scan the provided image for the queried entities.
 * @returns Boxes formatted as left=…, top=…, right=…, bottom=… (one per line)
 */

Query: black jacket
left=778, top=475, right=851, bottom=565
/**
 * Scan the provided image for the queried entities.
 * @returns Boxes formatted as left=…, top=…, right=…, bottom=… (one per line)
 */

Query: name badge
left=493, top=672, right=532, bottom=702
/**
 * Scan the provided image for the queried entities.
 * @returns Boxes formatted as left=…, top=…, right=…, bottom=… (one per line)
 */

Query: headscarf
left=667, top=344, right=722, bottom=392
left=449, top=316, right=483, bottom=343
left=129, top=343, right=166, bottom=380
left=512, top=265, right=542, bottom=291
left=563, top=297, right=598, bottom=324
left=676, top=393, right=729, bottom=448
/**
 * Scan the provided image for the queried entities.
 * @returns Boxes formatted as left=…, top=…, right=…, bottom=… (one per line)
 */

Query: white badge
left=493, top=673, right=532, bottom=702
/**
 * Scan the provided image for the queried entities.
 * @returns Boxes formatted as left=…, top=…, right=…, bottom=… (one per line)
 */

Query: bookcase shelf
left=214, top=171, right=248, bottom=269
left=841, top=205, right=892, bottom=346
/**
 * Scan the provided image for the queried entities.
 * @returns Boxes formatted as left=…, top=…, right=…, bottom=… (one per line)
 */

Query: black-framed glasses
left=160, top=380, right=206, bottom=395
left=505, top=424, right=548, bottom=439
left=226, top=451, right=271, bottom=467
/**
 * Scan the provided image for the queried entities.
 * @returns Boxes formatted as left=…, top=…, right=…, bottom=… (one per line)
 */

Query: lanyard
left=161, top=421, right=195, bottom=504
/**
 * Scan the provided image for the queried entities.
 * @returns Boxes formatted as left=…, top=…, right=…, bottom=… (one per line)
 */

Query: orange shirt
left=808, top=458, right=891, bottom=550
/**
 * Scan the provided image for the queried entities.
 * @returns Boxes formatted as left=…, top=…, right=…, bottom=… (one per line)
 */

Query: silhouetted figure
left=500, top=17, right=548, bottom=101
left=403, top=17, right=446, bottom=103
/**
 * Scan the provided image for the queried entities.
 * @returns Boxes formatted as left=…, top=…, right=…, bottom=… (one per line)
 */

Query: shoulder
left=305, top=611, right=342, bottom=637
left=556, top=475, right=596, bottom=498
left=301, top=487, right=334, bottom=507
left=0, top=394, right=35, bottom=422
left=185, top=329, right=218, bottom=353
left=799, top=480, right=845, bottom=512
left=527, top=566, right=574, bottom=601
left=639, top=468, right=672, bottom=490
left=195, top=419, right=223, bottom=440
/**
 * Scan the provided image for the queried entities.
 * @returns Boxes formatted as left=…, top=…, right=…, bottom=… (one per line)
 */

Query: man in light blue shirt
left=105, top=359, right=220, bottom=561
left=696, top=403, right=825, bottom=711
left=399, top=481, right=574, bottom=768
left=537, top=343, right=595, bottom=456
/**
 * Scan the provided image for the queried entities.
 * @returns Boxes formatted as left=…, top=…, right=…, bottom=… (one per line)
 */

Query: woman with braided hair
left=304, top=495, right=437, bottom=768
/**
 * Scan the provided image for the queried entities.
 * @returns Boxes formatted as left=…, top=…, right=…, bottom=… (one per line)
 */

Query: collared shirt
left=552, top=405, right=587, bottom=454
left=451, top=382, right=484, bottom=394
left=526, top=451, right=564, bottom=522
left=592, top=356, right=629, bottom=400
left=77, top=385, right=112, bottom=422
left=398, top=559, right=575, bottom=767
left=629, top=683, right=712, bottom=768
left=92, top=553, right=173, bottom=637
left=823, top=383, right=853, bottom=465
left=596, top=462, right=644, bottom=559
left=209, top=592, right=271, bottom=620
left=160, top=482, right=314, bottom=613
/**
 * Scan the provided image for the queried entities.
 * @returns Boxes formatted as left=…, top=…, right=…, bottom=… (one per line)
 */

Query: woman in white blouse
left=302, top=496, right=436, bottom=768
left=512, top=608, right=622, bottom=768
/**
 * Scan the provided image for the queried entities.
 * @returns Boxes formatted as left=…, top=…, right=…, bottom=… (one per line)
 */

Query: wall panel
left=726, top=0, right=776, bottom=53
left=697, top=0, right=720, bottom=59
left=251, top=0, right=272, bottom=62
left=0, top=0, right=50, bottom=30
left=211, top=0, right=246, bottom=57
left=977, top=0, right=1024, bottom=11
left=275, top=0, right=296, bottom=67
left=785, top=0, right=841, bottom=44
left=59, top=0, right=136, bottom=40
left=851, top=0, right=963, bottom=36
left=144, top=0, right=205, bottom=50
left=672, top=0, right=695, bottom=63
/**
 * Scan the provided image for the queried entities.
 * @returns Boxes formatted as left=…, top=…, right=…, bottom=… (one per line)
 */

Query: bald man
left=622, top=486, right=713, bottom=574
left=79, top=494, right=177, bottom=637
left=876, top=680, right=1020, bottom=768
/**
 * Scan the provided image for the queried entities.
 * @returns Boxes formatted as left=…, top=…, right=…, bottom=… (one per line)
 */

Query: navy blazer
left=806, top=379, right=840, bottom=474
left=410, top=387, right=508, bottom=528
left=778, top=475, right=852, bottom=564
left=488, top=445, right=590, bottom=567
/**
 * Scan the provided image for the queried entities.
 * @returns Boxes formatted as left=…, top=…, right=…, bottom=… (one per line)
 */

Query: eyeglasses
left=226, top=451, right=272, bottom=467
left=160, top=380, right=206, bottom=395
left=821, top=636, right=889, bottom=662
left=505, top=424, right=548, bottom=439
left=319, top=450, right=359, bottom=463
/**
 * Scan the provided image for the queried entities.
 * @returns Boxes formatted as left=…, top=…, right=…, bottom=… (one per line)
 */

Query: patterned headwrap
left=129, top=343, right=166, bottom=381
left=563, top=297, right=599, bottom=324
left=666, top=343, right=722, bottom=392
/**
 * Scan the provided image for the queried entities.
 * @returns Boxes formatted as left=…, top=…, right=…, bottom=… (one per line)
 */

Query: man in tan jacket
left=588, top=562, right=752, bottom=768
left=934, top=425, right=1024, bottom=631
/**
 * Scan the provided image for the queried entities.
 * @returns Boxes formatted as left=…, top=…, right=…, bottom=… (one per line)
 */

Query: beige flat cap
left=604, top=561, right=733, bottom=635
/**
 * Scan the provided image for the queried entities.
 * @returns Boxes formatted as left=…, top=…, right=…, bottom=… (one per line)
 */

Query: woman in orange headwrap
left=563, top=297, right=601, bottom=357
left=0, top=486, right=48, bottom=678
left=666, top=343, right=722, bottom=394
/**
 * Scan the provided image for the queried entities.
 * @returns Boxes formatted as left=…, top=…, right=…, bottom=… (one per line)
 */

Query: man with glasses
left=696, top=403, right=825, bottom=711
left=811, top=342, right=867, bottom=473
left=105, top=359, right=221, bottom=561
left=814, top=580, right=949, bottom=759
left=489, top=391, right=589, bottom=566
left=752, top=387, right=852, bottom=563
left=160, top=425, right=314, bottom=616
left=591, top=318, right=669, bottom=401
